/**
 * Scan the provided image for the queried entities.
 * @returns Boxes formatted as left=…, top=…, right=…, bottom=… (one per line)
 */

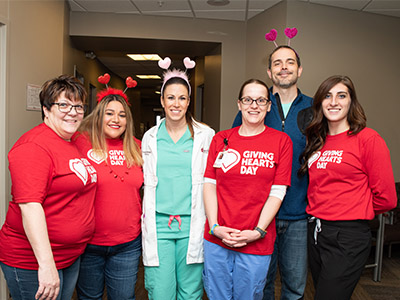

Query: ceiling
left=68, top=0, right=400, bottom=98
left=68, top=0, right=400, bottom=21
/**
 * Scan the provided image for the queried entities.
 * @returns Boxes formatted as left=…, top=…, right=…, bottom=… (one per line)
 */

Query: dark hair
left=238, top=79, right=270, bottom=99
left=299, top=75, right=366, bottom=175
left=39, top=75, right=87, bottom=120
left=162, top=77, right=196, bottom=138
left=268, top=45, right=301, bottom=69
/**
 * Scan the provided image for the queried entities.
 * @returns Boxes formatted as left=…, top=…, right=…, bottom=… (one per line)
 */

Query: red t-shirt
left=204, top=126, right=293, bottom=255
left=0, top=123, right=97, bottom=270
left=74, top=134, right=143, bottom=246
left=307, top=128, right=397, bottom=220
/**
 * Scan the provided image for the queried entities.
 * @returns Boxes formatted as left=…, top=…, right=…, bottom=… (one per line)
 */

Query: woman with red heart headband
left=73, top=74, right=144, bottom=300
left=299, top=75, right=397, bottom=300
left=0, top=75, right=97, bottom=300
left=202, top=79, right=293, bottom=300
left=141, top=57, right=215, bottom=300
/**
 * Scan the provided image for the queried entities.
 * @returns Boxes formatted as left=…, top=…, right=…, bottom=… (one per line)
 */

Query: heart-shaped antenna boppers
left=158, top=57, right=172, bottom=70
left=98, top=73, right=110, bottom=85
left=126, top=77, right=137, bottom=88
left=183, top=57, right=196, bottom=69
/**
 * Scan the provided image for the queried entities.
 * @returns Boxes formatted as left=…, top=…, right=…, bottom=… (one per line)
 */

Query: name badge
left=213, top=151, right=225, bottom=168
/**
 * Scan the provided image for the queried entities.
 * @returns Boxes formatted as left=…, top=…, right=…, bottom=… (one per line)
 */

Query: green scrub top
left=155, top=120, right=193, bottom=238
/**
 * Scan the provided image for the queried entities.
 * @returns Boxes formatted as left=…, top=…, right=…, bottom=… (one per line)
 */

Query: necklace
left=107, top=165, right=129, bottom=182
left=105, top=157, right=129, bottom=182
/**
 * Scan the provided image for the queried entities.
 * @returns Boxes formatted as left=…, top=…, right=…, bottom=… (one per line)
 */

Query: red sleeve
left=8, top=143, right=53, bottom=204
left=273, top=134, right=293, bottom=186
left=362, top=133, right=397, bottom=214
left=73, top=132, right=91, bottom=155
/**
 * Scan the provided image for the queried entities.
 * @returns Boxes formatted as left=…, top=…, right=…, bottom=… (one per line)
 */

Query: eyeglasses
left=239, top=97, right=271, bottom=106
left=51, top=102, right=86, bottom=114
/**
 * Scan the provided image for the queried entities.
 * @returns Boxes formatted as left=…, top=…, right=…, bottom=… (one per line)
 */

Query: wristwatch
left=254, top=226, right=267, bottom=238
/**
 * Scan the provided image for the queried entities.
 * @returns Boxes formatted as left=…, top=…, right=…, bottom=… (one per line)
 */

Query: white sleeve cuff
left=204, top=177, right=216, bottom=185
left=269, top=185, right=287, bottom=201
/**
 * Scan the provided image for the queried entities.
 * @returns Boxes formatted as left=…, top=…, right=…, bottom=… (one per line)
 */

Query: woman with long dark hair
left=141, top=62, right=214, bottom=300
left=300, top=75, right=397, bottom=300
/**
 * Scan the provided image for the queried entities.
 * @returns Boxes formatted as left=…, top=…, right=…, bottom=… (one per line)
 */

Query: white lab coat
left=141, top=119, right=215, bottom=266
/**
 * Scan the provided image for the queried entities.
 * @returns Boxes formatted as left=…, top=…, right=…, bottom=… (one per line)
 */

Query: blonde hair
left=78, top=95, right=143, bottom=167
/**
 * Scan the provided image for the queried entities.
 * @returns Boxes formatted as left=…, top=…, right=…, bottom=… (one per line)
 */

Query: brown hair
left=77, top=94, right=143, bottom=167
left=268, top=45, right=301, bottom=69
left=299, top=75, right=366, bottom=175
left=39, top=75, right=87, bottom=120
left=238, top=78, right=270, bottom=99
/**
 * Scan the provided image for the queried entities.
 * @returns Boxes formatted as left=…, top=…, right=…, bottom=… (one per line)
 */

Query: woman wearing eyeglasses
left=202, top=79, right=293, bottom=300
left=0, top=75, right=97, bottom=300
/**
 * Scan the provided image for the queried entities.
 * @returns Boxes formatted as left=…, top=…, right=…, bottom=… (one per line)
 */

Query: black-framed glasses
left=239, top=97, right=270, bottom=106
left=51, top=102, right=86, bottom=114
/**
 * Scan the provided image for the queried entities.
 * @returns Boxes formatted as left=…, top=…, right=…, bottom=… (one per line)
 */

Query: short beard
left=272, top=77, right=298, bottom=89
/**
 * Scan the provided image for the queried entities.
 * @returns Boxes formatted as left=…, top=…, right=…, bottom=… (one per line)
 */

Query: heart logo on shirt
left=69, top=158, right=88, bottom=185
left=308, top=151, right=321, bottom=168
left=87, top=149, right=105, bottom=164
left=221, top=149, right=241, bottom=173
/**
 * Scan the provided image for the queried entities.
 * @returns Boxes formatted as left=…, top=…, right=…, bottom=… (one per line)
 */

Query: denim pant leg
left=263, top=219, right=308, bottom=300
left=1, top=258, right=80, bottom=300
left=105, top=235, right=142, bottom=300
left=58, top=257, right=80, bottom=300
left=1, top=261, right=39, bottom=300
left=263, top=230, right=279, bottom=300
left=77, top=244, right=107, bottom=300
left=279, top=219, right=307, bottom=300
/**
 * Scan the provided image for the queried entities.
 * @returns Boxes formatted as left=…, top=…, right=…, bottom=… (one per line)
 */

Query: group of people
left=0, top=44, right=396, bottom=300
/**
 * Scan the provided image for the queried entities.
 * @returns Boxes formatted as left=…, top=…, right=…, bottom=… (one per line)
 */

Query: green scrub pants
left=144, top=237, right=203, bottom=300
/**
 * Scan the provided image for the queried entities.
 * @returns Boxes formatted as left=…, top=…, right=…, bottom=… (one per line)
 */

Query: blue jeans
left=263, top=219, right=307, bottom=300
left=76, top=235, right=142, bottom=300
left=0, top=257, right=80, bottom=300
left=203, top=240, right=271, bottom=300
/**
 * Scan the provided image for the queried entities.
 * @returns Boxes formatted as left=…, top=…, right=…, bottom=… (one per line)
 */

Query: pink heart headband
left=97, top=73, right=137, bottom=104
left=159, top=57, right=196, bottom=96
left=265, top=27, right=298, bottom=47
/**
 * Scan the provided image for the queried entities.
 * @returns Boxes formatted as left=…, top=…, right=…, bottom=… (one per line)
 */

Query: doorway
left=0, top=20, right=9, bottom=300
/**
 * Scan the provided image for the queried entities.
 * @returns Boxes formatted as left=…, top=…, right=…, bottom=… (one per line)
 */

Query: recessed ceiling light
left=136, top=75, right=161, bottom=80
left=207, top=0, right=230, bottom=6
left=127, top=54, right=161, bottom=61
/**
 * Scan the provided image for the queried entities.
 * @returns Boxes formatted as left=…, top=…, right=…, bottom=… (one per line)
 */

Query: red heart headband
left=97, top=73, right=137, bottom=104
left=158, top=57, right=196, bottom=96
left=265, top=27, right=298, bottom=47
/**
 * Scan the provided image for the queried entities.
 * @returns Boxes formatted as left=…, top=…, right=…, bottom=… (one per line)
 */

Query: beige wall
left=246, top=1, right=287, bottom=83
left=288, top=1, right=400, bottom=182
left=203, top=48, right=222, bottom=131
left=245, top=1, right=400, bottom=180
left=6, top=0, right=66, bottom=147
